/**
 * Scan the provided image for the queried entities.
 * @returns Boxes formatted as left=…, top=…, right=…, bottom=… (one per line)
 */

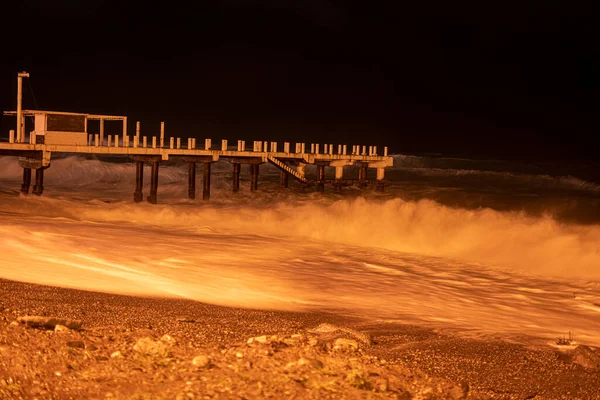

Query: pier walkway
left=0, top=134, right=393, bottom=203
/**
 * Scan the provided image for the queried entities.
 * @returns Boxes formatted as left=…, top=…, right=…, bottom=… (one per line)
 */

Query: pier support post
left=280, top=170, right=289, bottom=188
left=333, top=166, right=344, bottom=192
left=203, top=162, right=211, bottom=200
left=134, top=161, right=144, bottom=203
left=147, top=162, right=159, bottom=204
left=359, top=164, right=368, bottom=188
left=232, top=163, right=240, bottom=193
left=20, top=168, right=32, bottom=195
left=188, top=162, right=196, bottom=200
left=32, top=168, right=45, bottom=196
left=375, top=168, right=385, bottom=192
left=250, top=164, right=259, bottom=191
left=317, top=165, right=325, bottom=192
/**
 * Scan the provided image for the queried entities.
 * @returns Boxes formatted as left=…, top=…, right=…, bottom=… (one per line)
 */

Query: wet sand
left=1, top=278, right=599, bottom=399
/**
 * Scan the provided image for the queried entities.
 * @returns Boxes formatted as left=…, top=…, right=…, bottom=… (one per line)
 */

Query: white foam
left=1, top=155, right=600, bottom=346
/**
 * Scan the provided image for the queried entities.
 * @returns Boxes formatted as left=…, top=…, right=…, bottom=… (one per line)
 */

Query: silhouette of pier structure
left=1, top=72, right=393, bottom=203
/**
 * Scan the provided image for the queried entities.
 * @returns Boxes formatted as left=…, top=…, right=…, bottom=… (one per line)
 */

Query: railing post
left=160, top=122, right=165, bottom=148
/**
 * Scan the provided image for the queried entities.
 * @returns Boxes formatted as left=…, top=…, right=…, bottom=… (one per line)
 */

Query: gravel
left=1, top=278, right=600, bottom=399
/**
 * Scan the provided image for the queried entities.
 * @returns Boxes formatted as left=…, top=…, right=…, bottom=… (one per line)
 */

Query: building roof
left=3, top=110, right=126, bottom=120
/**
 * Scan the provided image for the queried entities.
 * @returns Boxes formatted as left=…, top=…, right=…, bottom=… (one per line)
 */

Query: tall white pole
left=16, top=71, right=29, bottom=143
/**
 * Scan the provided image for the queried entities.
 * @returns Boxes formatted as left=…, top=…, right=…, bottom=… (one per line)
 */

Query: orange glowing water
left=1, top=155, right=599, bottom=345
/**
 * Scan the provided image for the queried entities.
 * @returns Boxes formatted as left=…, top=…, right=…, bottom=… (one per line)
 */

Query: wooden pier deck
left=0, top=138, right=393, bottom=203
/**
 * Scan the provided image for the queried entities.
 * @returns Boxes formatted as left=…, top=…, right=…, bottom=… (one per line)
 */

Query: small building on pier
left=3, top=110, right=126, bottom=146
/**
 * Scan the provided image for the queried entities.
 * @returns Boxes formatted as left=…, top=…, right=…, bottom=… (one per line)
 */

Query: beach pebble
left=176, top=316, right=196, bottom=323
left=298, top=357, right=323, bottom=369
left=333, top=338, right=359, bottom=351
left=66, top=320, right=83, bottom=330
left=572, top=345, right=600, bottom=370
left=247, top=335, right=268, bottom=344
left=161, top=334, right=175, bottom=343
left=192, top=355, right=210, bottom=368
left=17, top=316, right=83, bottom=331
left=134, top=337, right=172, bottom=357
left=67, top=340, right=85, bottom=349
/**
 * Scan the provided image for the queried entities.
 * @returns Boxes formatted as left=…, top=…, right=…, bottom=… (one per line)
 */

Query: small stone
left=110, top=351, right=122, bottom=358
left=9, top=321, right=19, bottom=327
left=54, top=324, right=69, bottom=333
left=18, top=316, right=82, bottom=331
left=66, top=320, right=83, bottom=331
left=19, top=316, right=66, bottom=329
left=192, top=355, right=210, bottom=368
left=572, top=345, right=600, bottom=369
left=161, top=334, right=175, bottom=343
left=247, top=335, right=268, bottom=344
left=285, top=361, right=296, bottom=369
left=298, top=357, right=323, bottom=369
left=66, top=341, right=85, bottom=349
left=176, top=316, right=196, bottom=323
left=333, top=338, right=359, bottom=351
left=236, top=352, right=244, bottom=358
left=134, top=337, right=172, bottom=357
left=375, top=377, right=389, bottom=392
left=346, top=369, right=371, bottom=390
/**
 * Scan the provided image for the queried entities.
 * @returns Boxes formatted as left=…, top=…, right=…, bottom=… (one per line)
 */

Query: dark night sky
left=0, top=1, right=598, bottom=161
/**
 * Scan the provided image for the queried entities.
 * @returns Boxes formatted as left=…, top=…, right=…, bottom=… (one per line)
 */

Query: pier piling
left=147, top=162, right=159, bottom=204
left=375, top=168, right=385, bottom=192
left=134, top=161, right=144, bottom=203
left=280, top=170, right=289, bottom=188
left=20, top=168, right=31, bottom=195
left=32, top=168, right=44, bottom=196
left=232, top=163, right=240, bottom=193
left=203, top=162, right=211, bottom=201
left=359, top=164, right=368, bottom=188
left=250, top=164, right=259, bottom=191
left=188, top=162, right=196, bottom=200
left=317, top=165, right=325, bottom=192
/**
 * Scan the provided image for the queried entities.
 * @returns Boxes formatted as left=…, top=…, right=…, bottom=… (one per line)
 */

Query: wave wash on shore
left=1, top=154, right=600, bottom=345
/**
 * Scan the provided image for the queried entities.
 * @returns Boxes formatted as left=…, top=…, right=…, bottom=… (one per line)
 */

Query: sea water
left=0, top=154, right=599, bottom=345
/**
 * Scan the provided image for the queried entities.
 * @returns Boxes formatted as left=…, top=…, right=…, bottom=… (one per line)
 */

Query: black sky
left=1, top=1, right=598, bottom=161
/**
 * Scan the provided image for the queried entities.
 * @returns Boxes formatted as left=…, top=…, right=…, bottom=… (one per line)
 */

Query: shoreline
left=1, top=278, right=600, bottom=399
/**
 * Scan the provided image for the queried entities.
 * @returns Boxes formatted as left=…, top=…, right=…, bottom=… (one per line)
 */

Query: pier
left=1, top=73, right=393, bottom=203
